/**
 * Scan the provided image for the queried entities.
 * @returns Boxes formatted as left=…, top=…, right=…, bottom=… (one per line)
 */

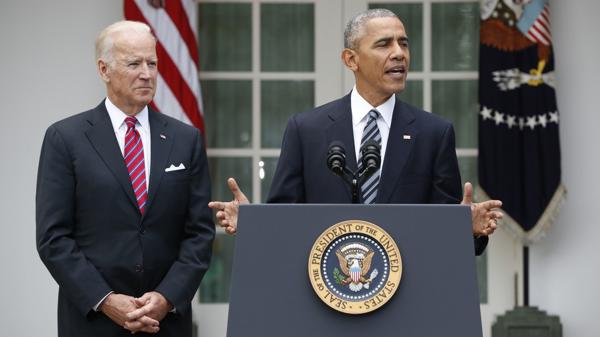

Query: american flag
left=124, top=0, right=205, bottom=135
left=518, top=2, right=552, bottom=46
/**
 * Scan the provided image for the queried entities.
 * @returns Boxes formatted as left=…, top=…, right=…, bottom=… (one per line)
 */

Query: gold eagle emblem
left=335, top=243, right=379, bottom=292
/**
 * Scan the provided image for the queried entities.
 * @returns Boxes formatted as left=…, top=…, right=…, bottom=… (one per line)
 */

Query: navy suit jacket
left=267, top=93, right=487, bottom=254
left=36, top=101, right=214, bottom=337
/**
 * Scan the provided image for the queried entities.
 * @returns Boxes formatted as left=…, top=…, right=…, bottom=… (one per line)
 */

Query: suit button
left=135, top=264, right=144, bottom=273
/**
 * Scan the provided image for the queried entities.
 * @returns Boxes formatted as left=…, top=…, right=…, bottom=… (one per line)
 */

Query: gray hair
left=344, top=8, right=399, bottom=49
left=95, top=20, right=154, bottom=65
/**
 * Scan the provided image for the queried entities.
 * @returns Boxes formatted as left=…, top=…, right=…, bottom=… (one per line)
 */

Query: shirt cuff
left=93, top=291, right=114, bottom=312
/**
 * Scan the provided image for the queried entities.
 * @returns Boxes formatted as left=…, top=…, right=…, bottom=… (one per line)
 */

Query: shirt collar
left=104, top=97, right=150, bottom=133
left=350, top=86, right=395, bottom=129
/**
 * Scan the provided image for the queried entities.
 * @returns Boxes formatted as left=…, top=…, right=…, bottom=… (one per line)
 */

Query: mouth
left=385, top=65, right=407, bottom=76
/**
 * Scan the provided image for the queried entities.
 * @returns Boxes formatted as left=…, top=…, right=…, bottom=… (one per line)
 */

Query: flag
left=124, top=0, right=205, bottom=135
left=478, top=0, right=565, bottom=244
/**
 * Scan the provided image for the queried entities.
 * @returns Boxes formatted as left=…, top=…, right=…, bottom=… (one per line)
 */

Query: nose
left=139, top=62, right=152, bottom=79
left=390, top=41, right=406, bottom=61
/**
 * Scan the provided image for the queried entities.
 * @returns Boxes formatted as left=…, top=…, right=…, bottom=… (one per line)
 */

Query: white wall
left=528, top=1, right=600, bottom=336
left=0, top=1, right=121, bottom=336
left=1, top=1, right=599, bottom=337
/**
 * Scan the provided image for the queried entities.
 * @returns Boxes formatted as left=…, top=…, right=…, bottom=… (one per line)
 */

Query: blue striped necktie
left=358, top=109, right=381, bottom=204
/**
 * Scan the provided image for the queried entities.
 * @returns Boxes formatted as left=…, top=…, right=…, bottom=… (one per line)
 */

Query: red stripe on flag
left=526, top=31, right=541, bottom=44
left=541, top=7, right=550, bottom=23
left=163, top=0, right=199, bottom=65
left=124, top=0, right=206, bottom=134
left=530, top=25, right=549, bottom=45
left=156, top=42, right=205, bottom=129
left=536, top=18, right=551, bottom=36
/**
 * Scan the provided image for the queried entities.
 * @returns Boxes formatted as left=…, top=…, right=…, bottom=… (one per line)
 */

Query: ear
left=341, top=48, right=359, bottom=72
left=97, top=59, right=110, bottom=83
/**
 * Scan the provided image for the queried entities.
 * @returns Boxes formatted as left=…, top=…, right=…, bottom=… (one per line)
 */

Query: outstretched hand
left=461, top=182, right=503, bottom=236
left=208, top=178, right=249, bottom=235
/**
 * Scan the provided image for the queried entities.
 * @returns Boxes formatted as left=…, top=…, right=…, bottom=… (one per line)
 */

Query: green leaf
left=333, top=268, right=344, bottom=285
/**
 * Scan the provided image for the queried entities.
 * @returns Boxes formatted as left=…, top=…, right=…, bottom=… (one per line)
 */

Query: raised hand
left=208, top=178, right=250, bottom=235
left=461, top=182, right=503, bottom=236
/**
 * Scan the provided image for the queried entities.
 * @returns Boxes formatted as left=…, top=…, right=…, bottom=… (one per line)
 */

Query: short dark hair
left=344, top=8, right=399, bottom=49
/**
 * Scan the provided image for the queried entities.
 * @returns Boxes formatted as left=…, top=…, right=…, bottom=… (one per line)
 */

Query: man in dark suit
left=209, top=9, right=501, bottom=254
left=36, top=21, right=214, bottom=336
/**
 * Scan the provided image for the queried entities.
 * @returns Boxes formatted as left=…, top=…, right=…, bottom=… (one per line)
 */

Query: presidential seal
left=308, top=220, right=402, bottom=314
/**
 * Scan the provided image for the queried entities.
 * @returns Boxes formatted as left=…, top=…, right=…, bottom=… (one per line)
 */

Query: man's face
left=347, top=17, right=410, bottom=106
left=100, top=31, right=157, bottom=115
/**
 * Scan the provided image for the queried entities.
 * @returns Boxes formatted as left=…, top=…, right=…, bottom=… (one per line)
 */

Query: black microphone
left=327, top=141, right=347, bottom=176
left=360, top=139, right=381, bottom=173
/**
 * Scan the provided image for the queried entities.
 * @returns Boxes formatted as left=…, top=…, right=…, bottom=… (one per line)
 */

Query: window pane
left=198, top=233, right=235, bottom=303
left=261, top=4, right=314, bottom=72
left=458, top=156, right=477, bottom=186
left=260, top=157, right=279, bottom=202
left=261, top=80, right=314, bottom=148
left=209, top=157, right=252, bottom=203
left=396, top=79, right=423, bottom=109
left=202, top=80, right=252, bottom=148
left=431, top=2, right=479, bottom=71
left=369, top=3, right=423, bottom=71
left=476, top=251, right=488, bottom=303
left=432, top=80, right=477, bottom=148
left=198, top=3, right=252, bottom=71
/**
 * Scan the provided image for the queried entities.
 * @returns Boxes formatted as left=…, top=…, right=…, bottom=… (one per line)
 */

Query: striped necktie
left=358, top=109, right=381, bottom=204
left=124, top=116, right=148, bottom=214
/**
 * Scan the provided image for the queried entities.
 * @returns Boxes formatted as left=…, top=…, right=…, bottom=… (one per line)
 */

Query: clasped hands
left=99, top=291, right=172, bottom=334
left=209, top=178, right=502, bottom=237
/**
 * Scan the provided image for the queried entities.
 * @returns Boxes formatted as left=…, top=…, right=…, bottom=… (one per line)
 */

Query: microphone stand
left=327, top=141, right=380, bottom=204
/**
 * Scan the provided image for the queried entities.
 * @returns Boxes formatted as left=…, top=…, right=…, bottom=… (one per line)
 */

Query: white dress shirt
left=105, top=97, right=151, bottom=189
left=351, top=86, right=395, bottom=170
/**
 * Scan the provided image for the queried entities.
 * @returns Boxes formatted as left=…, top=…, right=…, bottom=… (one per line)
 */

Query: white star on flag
left=506, top=115, right=516, bottom=129
left=494, top=111, right=505, bottom=125
left=538, top=114, right=548, bottom=128
left=549, top=111, right=559, bottom=123
left=526, top=116, right=537, bottom=130
left=480, top=106, right=493, bottom=120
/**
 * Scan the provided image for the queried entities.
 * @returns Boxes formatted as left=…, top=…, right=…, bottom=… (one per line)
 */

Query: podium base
left=492, top=306, right=562, bottom=337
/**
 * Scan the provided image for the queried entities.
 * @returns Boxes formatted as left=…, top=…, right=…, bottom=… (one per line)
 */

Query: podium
left=226, top=204, right=483, bottom=337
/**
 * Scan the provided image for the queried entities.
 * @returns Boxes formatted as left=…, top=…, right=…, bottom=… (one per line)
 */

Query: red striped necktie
left=124, top=116, right=148, bottom=214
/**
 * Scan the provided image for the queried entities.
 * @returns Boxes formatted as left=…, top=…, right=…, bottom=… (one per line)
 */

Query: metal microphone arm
left=327, top=140, right=380, bottom=204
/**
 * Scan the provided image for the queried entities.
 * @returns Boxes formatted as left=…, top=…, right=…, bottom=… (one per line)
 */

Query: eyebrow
left=373, top=36, right=409, bottom=45
left=123, top=57, right=158, bottom=63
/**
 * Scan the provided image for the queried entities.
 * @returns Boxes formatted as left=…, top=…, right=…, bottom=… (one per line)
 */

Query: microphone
left=327, top=141, right=347, bottom=176
left=360, top=139, right=381, bottom=174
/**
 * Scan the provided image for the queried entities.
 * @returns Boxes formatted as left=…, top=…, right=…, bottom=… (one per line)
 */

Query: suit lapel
left=326, top=94, right=357, bottom=172
left=144, top=109, right=173, bottom=217
left=325, top=94, right=356, bottom=201
left=378, top=98, right=417, bottom=203
left=85, top=101, right=138, bottom=209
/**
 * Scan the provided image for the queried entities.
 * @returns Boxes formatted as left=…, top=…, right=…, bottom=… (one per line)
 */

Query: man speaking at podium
left=210, top=9, right=501, bottom=255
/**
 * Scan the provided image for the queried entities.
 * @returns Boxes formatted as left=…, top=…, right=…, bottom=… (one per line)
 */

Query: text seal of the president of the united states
left=308, top=220, right=402, bottom=314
